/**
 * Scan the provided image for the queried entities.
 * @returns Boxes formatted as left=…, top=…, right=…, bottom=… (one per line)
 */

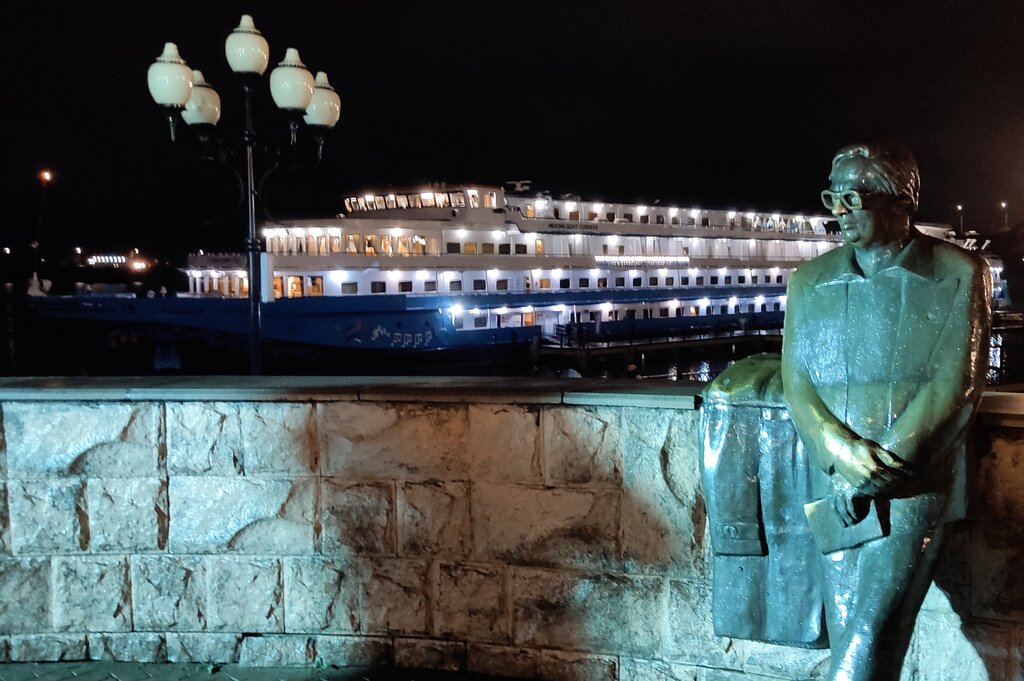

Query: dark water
left=641, top=328, right=1024, bottom=387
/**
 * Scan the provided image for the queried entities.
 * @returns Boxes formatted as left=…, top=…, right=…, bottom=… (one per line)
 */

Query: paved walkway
left=0, top=663, right=501, bottom=681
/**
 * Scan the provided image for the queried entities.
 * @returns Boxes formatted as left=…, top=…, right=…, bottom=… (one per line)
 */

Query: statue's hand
left=868, top=444, right=912, bottom=493
left=830, top=474, right=868, bottom=527
left=829, top=433, right=910, bottom=495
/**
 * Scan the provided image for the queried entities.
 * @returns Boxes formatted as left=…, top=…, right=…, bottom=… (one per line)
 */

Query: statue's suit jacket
left=700, top=361, right=827, bottom=646
left=782, top=231, right=991, bottom=525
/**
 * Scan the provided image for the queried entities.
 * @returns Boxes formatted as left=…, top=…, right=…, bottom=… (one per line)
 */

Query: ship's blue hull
left=32, top=295, right=539, bottom=350
left=31, top=284, right=787, bottom=351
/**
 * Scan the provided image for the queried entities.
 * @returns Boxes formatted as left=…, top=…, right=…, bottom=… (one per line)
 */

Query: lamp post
left=146, top=15, right=341, bottom=374
left=1000, top=201, right=1008, bottom=230
left=956, top=203, right=963, bottom=236
left=28, top=169, right=55, bottom=296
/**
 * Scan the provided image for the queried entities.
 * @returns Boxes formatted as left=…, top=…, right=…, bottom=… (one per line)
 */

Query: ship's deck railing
left=518, top=215, right=833, bottom=234
left=188, top=252, right=825, bottom=265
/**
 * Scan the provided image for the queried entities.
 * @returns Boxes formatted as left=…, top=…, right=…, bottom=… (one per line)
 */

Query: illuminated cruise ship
left=40, top=183, right=1003, bottom=358
left=176, top=183, right=839, bottom=350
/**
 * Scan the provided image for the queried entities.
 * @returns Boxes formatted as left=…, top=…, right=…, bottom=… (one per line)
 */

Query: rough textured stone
left=699, top=670, right=780, bottom=681
left=87, top=633, right=166, bottom=662
left=314, top=635, right=391, bottom=667
left=237, top=634, right=316, bottom=667
left=8, top=479, right=85, bottom=554
left=923, top=523, right=971, bottom=616
left=619, top=657, right=699, bottom=681
left=169, top=477, right=315, bottom=554
left=9, top=634, right=87, bottom=662
left=88, top=478, right=167, bottom=552
left=971, top=428, right=1024, bottom=621
left=622, top=409, right=705, bottom=576
left=920, top=582, right=959, bottom=617
left=319, top=403, right=468, bottom=480
left=283, top=557, right=360, bottom=634
left=543, top=406, right=623, bottom=485
left=741, top=640, right=830, bottom=679
left=394, top=638, right=466, bottom=672
left=4, top=402, right=159, bottom=478
left=398, top=481, right=470, bottom=557
left=166, top=403, right=240, bottom=476
left=0, top=408, right=6, bottom=479
left=132, top=555, right=208, bottom=632
left=467, top=405, right=542, bottom=483
left=0, top=558, right=50, bottom=633
left=473, top=483, right=620, bottom=570
left=0, top=484, right=9, bottom=555
left=512, top=568, right=664, bottom=656
left=665, top=579, right=740, bottom=670
left=166, top=402, right=316, bottom=475
left=435, top=563, right=508, bottom=643
left=904, top=614, right=1019, bottom=681
left=466, top=643, right=542, bottom=678
left=322, top=480, right=395, bottom=557
left=539, top=649, right=618, bottom=681
left=165, top=633, right=241, bottom=663
left=54, top=556, right=132, bottom=632
left=3, top=395, right=1024, bottom=679
left=359, top=559, right=429, bottom=636
left=207, top=557, right=283, bottom=632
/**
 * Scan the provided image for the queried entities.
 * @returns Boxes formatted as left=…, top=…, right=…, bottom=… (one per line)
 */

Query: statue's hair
left=830, top=144, right=919, bottom=213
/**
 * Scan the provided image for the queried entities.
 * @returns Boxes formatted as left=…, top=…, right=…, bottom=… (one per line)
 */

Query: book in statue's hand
left=803, top=496, right=888, bottom=554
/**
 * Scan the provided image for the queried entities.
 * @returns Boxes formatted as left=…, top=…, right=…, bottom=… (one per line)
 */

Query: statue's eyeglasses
left=821, top=189, right=873, bottom=211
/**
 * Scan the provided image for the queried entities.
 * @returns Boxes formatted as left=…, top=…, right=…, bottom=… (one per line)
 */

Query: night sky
left=5, top=1, right=1024, bottom=261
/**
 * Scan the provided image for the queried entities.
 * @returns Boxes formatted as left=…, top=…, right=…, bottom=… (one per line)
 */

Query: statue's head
left=821, top=144, right=919, bottom=249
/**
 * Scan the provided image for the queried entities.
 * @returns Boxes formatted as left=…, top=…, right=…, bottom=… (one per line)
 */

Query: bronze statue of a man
left=782, top=144, right=991, bottom=680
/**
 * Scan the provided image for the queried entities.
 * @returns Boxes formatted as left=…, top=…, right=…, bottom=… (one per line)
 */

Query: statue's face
left=825, top=159, right=909, bottom=249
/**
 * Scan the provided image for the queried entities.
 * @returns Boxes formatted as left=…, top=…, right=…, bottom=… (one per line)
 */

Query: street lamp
left=1000, top=201, right=1008, bottom=229
left=147, top=15, right=341, bottom=374
left=28, top=169, right=56, bottom=295
left=956, top=204, right=963, bottom=235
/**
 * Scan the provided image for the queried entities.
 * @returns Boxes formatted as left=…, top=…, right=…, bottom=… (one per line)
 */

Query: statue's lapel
left=885, top=236, right=960, bottom=418
left=889, top=237, right=957, bottom=373
left=892, top=274, right=960, bottom=376
left=803, top=280, right=852, bottom=416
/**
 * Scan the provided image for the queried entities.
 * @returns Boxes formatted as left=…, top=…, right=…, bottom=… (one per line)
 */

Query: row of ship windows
left=339, top=192, right=814, bottom=234
left=266, top=233, right=816, bottom=258
left=345, top=190, right=500, bottom=212
left=574, top=303, right=784, bottom=321
left=449, top=241, right=542, bottom=255
left=267, top=273, right=787, bottom=298
left=449, top=302, right=785, bottom=330
left=266, top=234, right=552, bottom=256
left=522, top=208, right=813, bottom=233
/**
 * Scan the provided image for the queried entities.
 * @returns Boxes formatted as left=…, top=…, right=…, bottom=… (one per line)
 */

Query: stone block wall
left=0, top=381, right=1020, bottom=680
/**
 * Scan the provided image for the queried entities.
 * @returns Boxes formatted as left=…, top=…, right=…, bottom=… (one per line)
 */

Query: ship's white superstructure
left=186, top=184, right=841, bottom=342
left=36, top=183, right=1006, bottom=357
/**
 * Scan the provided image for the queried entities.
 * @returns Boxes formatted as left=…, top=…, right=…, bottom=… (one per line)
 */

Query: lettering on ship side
left=371, top=325, right=434, bottom=348
left=545, top=221, right=598, bottom=232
